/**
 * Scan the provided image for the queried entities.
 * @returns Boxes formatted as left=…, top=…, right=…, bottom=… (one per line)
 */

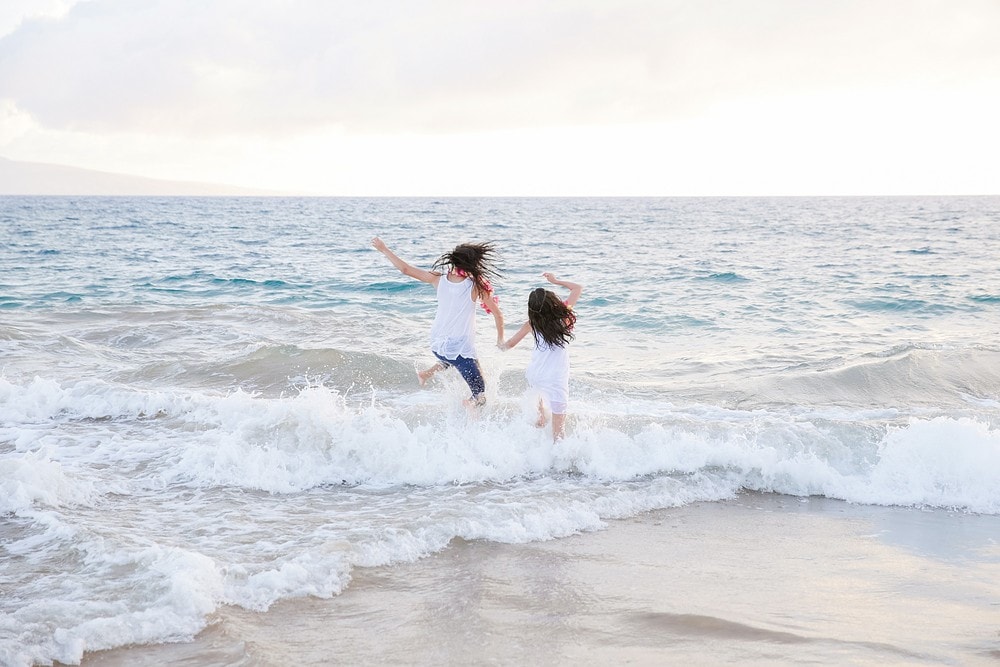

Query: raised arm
left=543, top=272, right=583, bottom=307
left=371, top=237, right=439, bottom=284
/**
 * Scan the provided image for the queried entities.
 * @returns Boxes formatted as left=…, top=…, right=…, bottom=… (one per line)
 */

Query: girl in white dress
left=501, top=272, right=583, bottom=440
left=371, top=237, right=504, bottom=407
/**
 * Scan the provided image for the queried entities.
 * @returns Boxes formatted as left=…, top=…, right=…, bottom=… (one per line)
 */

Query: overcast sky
left=1, top=0, right=998, bottom=195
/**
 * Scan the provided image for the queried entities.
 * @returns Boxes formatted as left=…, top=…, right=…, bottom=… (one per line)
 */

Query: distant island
left=0, top=156, right=283, bottom=196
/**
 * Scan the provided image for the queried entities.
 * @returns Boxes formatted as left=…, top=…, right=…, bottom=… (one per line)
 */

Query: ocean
left=1, top=196, right=999, bottom=666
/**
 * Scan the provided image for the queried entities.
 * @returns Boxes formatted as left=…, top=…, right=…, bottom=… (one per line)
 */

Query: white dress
left=429, top=275, right=477, bottom=360
left=526, top=335, right=570, bottom=414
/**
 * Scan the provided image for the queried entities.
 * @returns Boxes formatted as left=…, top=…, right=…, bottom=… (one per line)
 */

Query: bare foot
left=417, top=363, right=444, bottom=387
left=463, top=395, right=486, bottom=419
left=463, top=395, right=486, bottom=409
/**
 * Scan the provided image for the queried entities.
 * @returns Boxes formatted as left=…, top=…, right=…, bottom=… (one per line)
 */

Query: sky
left=1, top=0, right=998, bottom=196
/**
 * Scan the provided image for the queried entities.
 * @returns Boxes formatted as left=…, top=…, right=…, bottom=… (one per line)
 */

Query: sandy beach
left=76, top=493, right=1000, bottom=666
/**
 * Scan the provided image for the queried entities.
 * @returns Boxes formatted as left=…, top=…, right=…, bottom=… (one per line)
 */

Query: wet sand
left=79, top=493, right=1000, bottom=666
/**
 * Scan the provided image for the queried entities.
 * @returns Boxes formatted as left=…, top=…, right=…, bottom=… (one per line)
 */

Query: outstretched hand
left=543, top=272, right=559, bottom=284
left=371, top=237, right=387, bottom=252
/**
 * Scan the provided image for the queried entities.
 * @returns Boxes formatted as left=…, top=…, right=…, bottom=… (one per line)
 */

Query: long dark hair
left=433, top=242, right=501, bottom=295
left=528, top=288, right=576, bottom=347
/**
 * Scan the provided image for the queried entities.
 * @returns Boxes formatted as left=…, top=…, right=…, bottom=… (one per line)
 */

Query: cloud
left=1, top=0, right=998, bottom=195
left=2, top=0, right=998, bottom=140
left=0, top=0, right=77, bottom=38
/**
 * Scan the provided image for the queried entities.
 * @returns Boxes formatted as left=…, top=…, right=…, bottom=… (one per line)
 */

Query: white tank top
left=429, top=274, right=477, bottom=360
left=526, top=335, right=570, bottom=396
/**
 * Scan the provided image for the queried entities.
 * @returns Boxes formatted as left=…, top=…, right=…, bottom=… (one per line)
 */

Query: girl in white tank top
left=500, top=272, right=584, bottom=441
left=371, top=237, right=504, bottom=406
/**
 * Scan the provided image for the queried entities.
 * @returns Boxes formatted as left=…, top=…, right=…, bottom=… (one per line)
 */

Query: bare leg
left=535, top=398, right=550, bottom=428
left=551, top=413, right=567, bottom=441
left=417, top=362, right=446, bottom=387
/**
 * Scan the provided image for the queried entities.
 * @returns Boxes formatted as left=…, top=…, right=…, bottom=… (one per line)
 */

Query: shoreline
left=78, top=493, right=1000, bottom=666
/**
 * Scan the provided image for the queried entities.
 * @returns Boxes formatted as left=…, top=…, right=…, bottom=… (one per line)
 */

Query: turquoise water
left=2, top=196, right=999, bottom=665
